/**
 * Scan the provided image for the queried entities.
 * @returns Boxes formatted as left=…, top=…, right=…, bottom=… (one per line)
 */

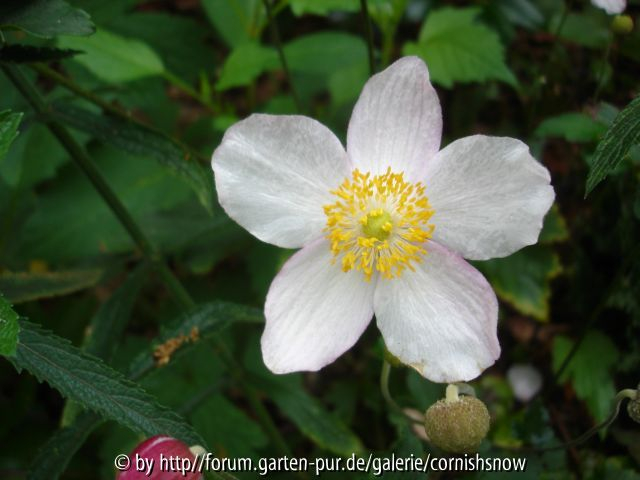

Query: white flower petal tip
left=591, top=0, right=626, bottom=14
left=347, top=56, right=442, bottom=181
left=506, top=364, right=543, bottom=402
left=212, top=113, right=350, bottom=249
left=425, top=135, right=555, bottom=260
left=261, top=239, right=375, bottom=374
left=374, top=241, right=500, bottom=383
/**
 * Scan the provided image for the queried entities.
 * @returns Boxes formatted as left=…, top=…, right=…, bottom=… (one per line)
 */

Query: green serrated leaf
left=266, top=378, right=365, bottom=457
left=535, top=112, right=608, bottom=143
left=13, top=321, right=204, bottom=445
left=476, top=245, right=562, bottom=321
left=0, top=0, right=94, bottom=38
left=553, top=331, right=619, bottom=422
left=202, top=0, right=265, bottom=48
left=52, top=103, right=215, bottom=214
left=28, top=410, right=102, bottom=480
left=403, top=7, right=517, bottom=88
left=0, top=44, right=81, bottom=63
left=0, top=294, right=20, bottom=357
left=217, top=42, right=278, bottom=91
left=0, top=269, right=103, bottom=304
left=61, top=266, right=147, bottom=426
left=58, top=28, right=164, bottom=83
left=586, top=96, right=640, bottom=195
left=0, top=109, right=23, bottom=163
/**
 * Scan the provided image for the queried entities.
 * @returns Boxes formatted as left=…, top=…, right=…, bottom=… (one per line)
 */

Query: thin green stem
left=499, top=388, right=637, bottom=453
left=3, top=64, right=291, bottom=458
left=360, top=0, right=376, bottom=75
left=262, top=0, right=302, bottom=113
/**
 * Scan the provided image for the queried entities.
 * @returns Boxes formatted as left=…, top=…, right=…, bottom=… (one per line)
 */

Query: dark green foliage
left=1, top=0, right=639, bottom=478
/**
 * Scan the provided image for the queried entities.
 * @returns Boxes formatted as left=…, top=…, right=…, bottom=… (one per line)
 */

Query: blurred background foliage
left=0, top=0, right=639, bottom=478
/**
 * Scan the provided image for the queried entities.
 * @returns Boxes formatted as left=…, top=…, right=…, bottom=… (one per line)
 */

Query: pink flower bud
left=116, top=435, right=202, bottom=480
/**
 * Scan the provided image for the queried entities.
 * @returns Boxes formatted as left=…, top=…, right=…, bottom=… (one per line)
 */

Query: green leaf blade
left=13, top=321, right=204, bottom=445
left=553, top=331, right=619, bottom=422
left=0, top=0, right=94, bottom=38
left=58, top=29, right=165, bottom=83
left=586, top=95, right=640, bottom=195
left=476, top=245, right=562, bottom=321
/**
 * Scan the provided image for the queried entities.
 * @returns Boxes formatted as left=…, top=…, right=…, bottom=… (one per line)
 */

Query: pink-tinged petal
left=347, top=56, right=442, bottom=181
left=262, top=238, right=375, bottom=373
left=591, top=0, right=625, bottom=14
left=212, top=114, right=351, bottom=249
left=374, top=241, right=500, bottom=383
left=116, top=435, right=201, bottom=480
left=424, top=135, right=555, bottom=260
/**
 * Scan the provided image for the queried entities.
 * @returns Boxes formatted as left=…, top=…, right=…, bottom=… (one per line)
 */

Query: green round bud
left=612, top=15, right=634, bottom=35
left=628, top=388, right=640, bottom=424
left=424, top=395, right=490, bottom=453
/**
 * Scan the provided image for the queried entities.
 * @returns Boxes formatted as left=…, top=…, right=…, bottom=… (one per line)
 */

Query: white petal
left=425, top=135, right=555, bottom=260
left=591, top=0, right=625, bottom=14
left=212, top=114, right=351, bottom=248
left=347, top=56, right=442, bottom=181
left=262, top=238, right=375, bottom=373
left=374, top=241, right=499, bottom=383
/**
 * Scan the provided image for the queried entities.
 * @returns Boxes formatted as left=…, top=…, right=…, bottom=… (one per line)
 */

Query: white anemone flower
left=591, top=0, right=626, bottom=14
left=212, top=57, right=555, bottom=383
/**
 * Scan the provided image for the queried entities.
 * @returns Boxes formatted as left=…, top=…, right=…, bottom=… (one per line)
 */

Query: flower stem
left=2, top=64, right=291, bottom=458
left=262, top=0, right=302, bottom=113
left=360, top=0, right=376, bottom=75
left=380, top=360, right=402, bottom=412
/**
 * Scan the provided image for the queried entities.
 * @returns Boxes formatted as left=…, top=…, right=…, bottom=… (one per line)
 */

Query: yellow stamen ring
left=323, top=168, right=435, bottom=280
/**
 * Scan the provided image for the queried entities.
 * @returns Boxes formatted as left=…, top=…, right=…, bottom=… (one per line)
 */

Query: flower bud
left=612, top=15, right=634, bottom=35
left=424, top=385, right=490, bottom=453
left=117, top=435, right=202, bottom=480
left=628, top=386, right=640, bottom=424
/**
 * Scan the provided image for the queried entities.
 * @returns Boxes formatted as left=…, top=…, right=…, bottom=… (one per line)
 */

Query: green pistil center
left=362, top=210, right=393, bottom=240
